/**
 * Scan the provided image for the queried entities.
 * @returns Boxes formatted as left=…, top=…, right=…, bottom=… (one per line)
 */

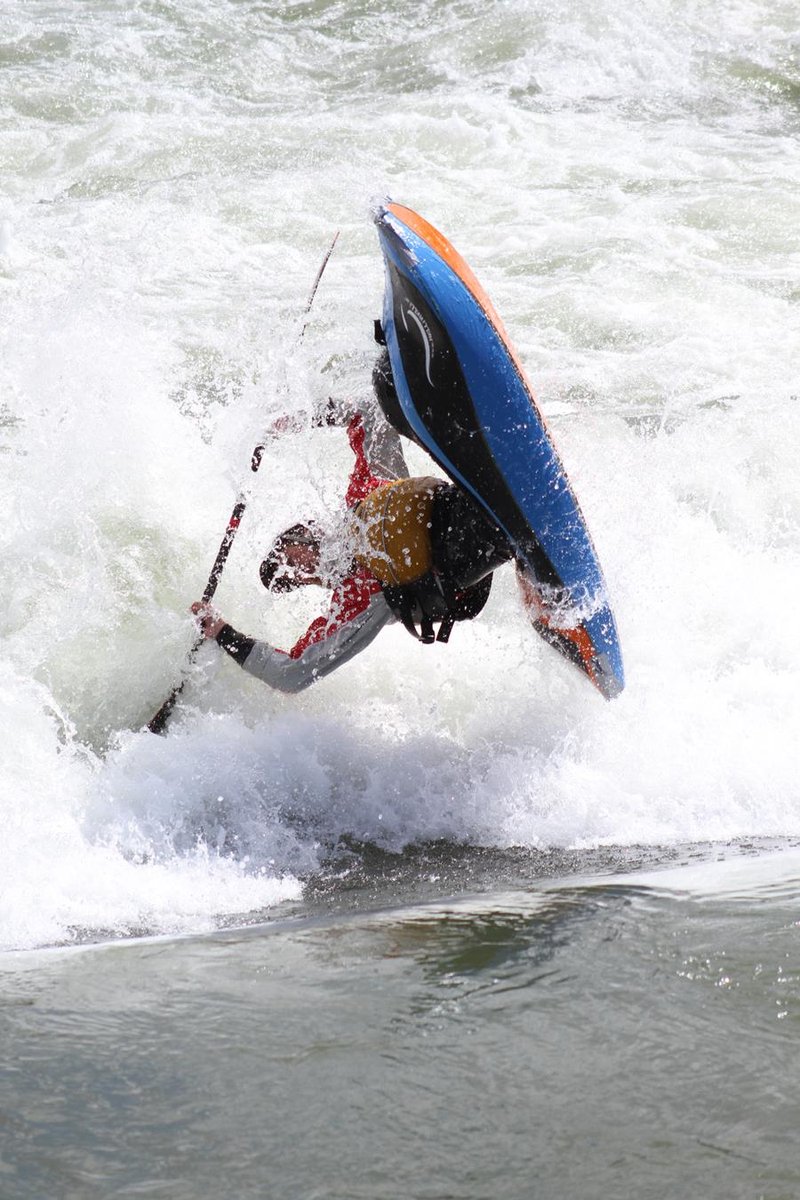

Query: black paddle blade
left=146, top=685, right=183, bottom=735
left=145, top=633, right=204, bottom=735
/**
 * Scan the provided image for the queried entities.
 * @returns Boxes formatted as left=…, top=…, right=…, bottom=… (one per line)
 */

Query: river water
left=1, top=1, right=799, bottom=1196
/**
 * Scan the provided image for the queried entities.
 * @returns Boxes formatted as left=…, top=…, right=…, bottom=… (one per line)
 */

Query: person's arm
left=357, top=396, right=408, bottom=481
left=234, top=589, right=392, bottom=693
left=267, top=394, right=408, bottom=482
left=192, top=578, right=394, bottom=695
left=316, top=393, right=409, bottom=482
left=259, top=397, right=348, bottom=443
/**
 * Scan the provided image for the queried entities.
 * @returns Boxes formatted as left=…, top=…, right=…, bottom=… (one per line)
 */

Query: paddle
left=146, top=231, right=340, bottom=735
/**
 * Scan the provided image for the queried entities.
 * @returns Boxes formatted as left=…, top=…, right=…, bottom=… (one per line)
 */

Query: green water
left=3, top=846, right=800, bottom=1199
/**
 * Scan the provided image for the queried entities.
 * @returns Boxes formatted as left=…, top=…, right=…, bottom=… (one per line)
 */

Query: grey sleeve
left=359, top=397, right=408, bottom=481
left=236, top=591, right=395, bottom=694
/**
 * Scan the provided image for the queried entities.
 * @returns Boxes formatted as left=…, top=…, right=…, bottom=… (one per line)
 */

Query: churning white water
left=1, top=0, right=799, bottom=952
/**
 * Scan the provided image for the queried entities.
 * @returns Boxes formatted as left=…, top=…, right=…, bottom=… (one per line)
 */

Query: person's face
left=279, top=541, right=322, bottom=589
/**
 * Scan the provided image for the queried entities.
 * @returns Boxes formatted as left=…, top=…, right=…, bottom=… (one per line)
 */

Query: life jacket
left=351, top=477, right=493, bottom=643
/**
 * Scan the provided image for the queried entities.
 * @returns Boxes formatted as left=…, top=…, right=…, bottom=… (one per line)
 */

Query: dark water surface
left=3, top=842, right=799, bottom=1200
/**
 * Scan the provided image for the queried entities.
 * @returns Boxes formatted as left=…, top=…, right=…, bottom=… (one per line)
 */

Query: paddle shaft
left=146, top=232, right=339, bottom=735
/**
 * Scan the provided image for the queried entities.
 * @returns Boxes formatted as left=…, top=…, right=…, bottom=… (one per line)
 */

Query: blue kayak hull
left=375, top=202, right=624, bottom=699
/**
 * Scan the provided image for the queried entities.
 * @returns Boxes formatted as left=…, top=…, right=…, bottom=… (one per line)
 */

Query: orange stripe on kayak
left=541, top=617, right=602, bottom=694
left=555, top=623, right=598, bottom=681
left=517, top=570, right=601, bottom=691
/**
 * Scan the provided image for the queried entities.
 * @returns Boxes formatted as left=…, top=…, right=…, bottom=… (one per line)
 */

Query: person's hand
left=266, top=413, right=302, bottom=438
left=191, top=602, right=226, bottom=640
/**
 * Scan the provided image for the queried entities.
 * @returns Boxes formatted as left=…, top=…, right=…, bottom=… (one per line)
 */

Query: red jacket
left=216, top=413, right=402, bottom=693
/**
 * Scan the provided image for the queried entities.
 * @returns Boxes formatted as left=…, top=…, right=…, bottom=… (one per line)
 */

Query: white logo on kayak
left=401, top=302, right=435, bottom=387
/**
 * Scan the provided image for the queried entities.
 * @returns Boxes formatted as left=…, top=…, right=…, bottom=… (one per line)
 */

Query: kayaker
left=191, top=353, right=512, bottom=693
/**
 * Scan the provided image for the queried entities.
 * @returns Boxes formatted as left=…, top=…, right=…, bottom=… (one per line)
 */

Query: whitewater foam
left=2, top=0, right=799, bottom=950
